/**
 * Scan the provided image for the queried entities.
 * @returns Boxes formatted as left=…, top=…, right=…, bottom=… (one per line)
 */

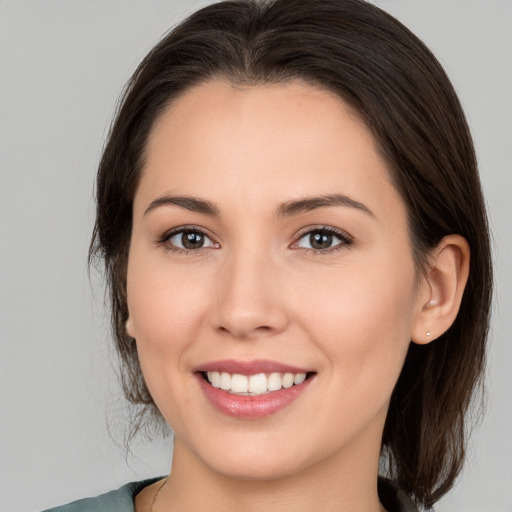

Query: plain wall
left=1, top=1, right=511, bottom=511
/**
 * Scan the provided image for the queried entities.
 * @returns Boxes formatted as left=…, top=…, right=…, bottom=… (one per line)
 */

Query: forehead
left=136, top=79, right=403, bottom=222
left=147, top=79, right=371, bottom=169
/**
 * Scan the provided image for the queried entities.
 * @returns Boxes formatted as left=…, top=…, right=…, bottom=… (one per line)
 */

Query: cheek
left=296, top=253, right=417, bottom=388
left=126, top=256, right=218, bottom=432
left=127, top=242, right=209, bottom=330
left=125, top=249, right=211, bottom=391
left=287, top=259, right=418, bottom=450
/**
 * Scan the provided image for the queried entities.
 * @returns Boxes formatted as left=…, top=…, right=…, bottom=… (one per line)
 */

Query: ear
left=126, top=316, right=135, bottom=339
left=411, top=235, right=470, bottom=345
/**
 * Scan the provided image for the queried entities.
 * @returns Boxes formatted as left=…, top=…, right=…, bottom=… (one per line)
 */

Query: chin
left=186, top=429, right=330, bottom=482
left=208, top=453, right=309, bottom=482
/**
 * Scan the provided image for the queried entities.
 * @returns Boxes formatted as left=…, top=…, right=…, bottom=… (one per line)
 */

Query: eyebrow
left=144, top=195, right=220, bottom=216
left=276, top=194, right=374, bottom=217
left=144, top=193, right=373, bottom=218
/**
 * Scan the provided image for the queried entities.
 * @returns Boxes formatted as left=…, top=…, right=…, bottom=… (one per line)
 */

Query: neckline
left=129, top=476, right=418, bottom=512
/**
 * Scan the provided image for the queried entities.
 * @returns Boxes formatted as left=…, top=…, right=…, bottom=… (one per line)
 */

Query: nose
left=211, top=250, right=289, bottom=340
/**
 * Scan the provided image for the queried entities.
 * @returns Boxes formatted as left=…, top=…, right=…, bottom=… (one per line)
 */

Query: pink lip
left=195, top=359, right=312, bottom=375
left=194, top=360, right=315, bottom=420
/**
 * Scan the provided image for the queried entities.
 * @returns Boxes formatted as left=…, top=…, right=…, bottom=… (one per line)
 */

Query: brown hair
left=89, top=0, right=492, bottom=508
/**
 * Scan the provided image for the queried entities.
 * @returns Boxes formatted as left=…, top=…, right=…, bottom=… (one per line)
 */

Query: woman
left=45, top=0, right=492, bottom=511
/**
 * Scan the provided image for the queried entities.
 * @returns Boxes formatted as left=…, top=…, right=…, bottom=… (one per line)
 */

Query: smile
left=195, top=360, right=315, bottom=419
left=205, top=371, right=307, bottom=396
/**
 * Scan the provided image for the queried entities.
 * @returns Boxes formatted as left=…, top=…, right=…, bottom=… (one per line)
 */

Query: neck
left=153, top=434, right=384, bottom=512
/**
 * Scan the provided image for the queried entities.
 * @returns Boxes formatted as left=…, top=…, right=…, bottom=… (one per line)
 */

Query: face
left=126, top=80, right=424, bottom=480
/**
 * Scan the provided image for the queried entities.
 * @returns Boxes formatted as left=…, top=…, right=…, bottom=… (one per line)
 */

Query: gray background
left=1, top=1, right=511, bottom=511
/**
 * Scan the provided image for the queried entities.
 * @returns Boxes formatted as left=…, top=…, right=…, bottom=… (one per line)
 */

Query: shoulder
left=41, top=478, right=162, bottom=512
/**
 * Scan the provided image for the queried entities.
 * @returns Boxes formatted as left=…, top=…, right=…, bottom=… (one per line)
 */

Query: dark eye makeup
left=156, top=225, right=353, bottom=255
left=291, top=226, right=353, bottom=254
left=156, top=225, right=219, bottom=253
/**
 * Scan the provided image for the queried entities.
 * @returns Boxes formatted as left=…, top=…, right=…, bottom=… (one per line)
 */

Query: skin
left=127, top=80, right=469, bottom=512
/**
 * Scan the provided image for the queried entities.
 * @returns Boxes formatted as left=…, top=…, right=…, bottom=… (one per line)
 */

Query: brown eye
left=294, top=228, right=352, bottom=252
left=181, top=231, right=205, bottom=249
left=309, top=231, right=334, bottom=250
left=167, top=229, right=217, bottom=251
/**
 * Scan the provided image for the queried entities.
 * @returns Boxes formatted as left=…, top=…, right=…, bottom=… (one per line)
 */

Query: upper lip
left=195, top=359, right=313, bottom=375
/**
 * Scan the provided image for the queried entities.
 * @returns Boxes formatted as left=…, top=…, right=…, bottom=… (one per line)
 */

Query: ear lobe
left=126, top=317, right=135, bottom=339
left=411, top=234, right=470, bottom=345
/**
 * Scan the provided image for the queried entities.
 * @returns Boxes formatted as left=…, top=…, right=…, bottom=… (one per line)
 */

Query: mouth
left=200, top=370, right=312, bottom=396
left=195, top=360, right=316, bottom=419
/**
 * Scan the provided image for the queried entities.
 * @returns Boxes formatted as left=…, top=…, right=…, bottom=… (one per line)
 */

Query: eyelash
left=291, top=226, right=354, bottom=254
left=156, top=225, right=218, bottom=254
left=156, top=225, right=353, bottom=255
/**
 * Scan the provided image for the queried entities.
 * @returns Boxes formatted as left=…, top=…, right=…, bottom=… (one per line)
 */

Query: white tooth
left=212, top=372, right=220, bottom=388
left=231, top=374, right=248, bottom=393
left=248, top=374, right=268, bottom=394
left=293, top=373, right=306, bottom=385
left=210, top=371, right=221, bottom=388
left=267, top=372, right=282, bottom=391
left=282, top=373, right=294, bottom=388
left=219, top=372, right=231, bottom=390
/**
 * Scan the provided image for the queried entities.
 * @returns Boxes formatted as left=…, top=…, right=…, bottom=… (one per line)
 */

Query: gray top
left=42, top=479, right=162, bottom=512
left=42, top=477, right=419, bottom=512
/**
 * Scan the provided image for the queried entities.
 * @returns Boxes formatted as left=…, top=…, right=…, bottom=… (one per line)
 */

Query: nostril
left=255, top=326, right=272, bottom=332
left=216, top=323, right=276, bottom=339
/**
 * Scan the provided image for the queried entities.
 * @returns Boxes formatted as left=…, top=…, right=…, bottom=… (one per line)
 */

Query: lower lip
left=196, top=374, right=314, bottom=419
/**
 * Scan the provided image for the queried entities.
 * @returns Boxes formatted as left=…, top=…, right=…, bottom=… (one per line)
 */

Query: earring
left=426, top=330, right=431, bottom=337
